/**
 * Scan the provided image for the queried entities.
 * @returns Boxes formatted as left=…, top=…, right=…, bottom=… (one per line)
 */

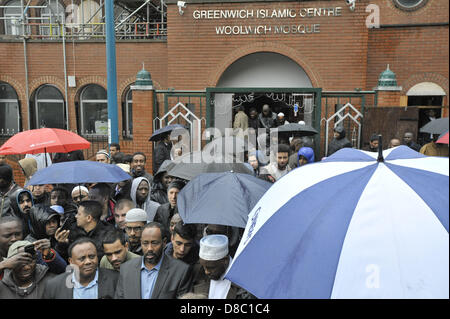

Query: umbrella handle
left=377, top=135, right=384, bottom=163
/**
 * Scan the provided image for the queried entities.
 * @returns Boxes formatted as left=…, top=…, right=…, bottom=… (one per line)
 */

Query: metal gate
left=153, top=91, right=207, bottom=153
left=321, top=91, right=377, bottom=157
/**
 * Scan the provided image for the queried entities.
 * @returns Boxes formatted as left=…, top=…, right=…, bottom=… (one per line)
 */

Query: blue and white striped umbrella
left=225, top=146, right=449, bottom=299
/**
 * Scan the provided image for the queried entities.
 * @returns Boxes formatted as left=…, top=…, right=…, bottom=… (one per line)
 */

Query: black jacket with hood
left=327, top=126, right=353, bottom=156
left=1, top=188, right=33, bottom=238
left=150, top=160, right=174, bottom=205
left=0, top=264, right=55, bottom=299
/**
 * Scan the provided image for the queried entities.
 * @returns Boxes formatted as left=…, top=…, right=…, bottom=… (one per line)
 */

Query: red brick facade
left=0, top=0, right=448, bottom=184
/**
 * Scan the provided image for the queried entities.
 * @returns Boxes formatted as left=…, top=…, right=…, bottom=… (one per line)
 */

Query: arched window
left=32, top=85, right=66, bottom=129
left=40, top=0, right=65, bottom=36
left=4, top=0, right=24, bottom=36
left=122, top=87, right=133, bottom=137
left=0, top=82, right=20, bottom=135
left=80, top=84, right=107, bottom=135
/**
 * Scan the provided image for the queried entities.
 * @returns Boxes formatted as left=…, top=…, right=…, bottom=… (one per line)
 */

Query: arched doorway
left=212, top=52, right=315, bottom=134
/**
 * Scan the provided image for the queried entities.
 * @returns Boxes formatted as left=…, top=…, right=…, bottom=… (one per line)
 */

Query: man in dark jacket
left=114, top=222, right=193, bottom=299
left=403, top=132, right=422, bottom=152
left=248, top=108, right=260, bottom=132
left=43, top=237, right=119, bottom=299
left=153, top=134, right=172, bottom=174
left=364, top=133, right=379, bottom=152
left=164, top=221, right=199, bottom=266
left=55, top=200, right=114, bottom=261
left=327, top=126, right=353, bottom=156
left=0, top=163, right=22, bottom=218
left=258, top=104, right=278, bottom=129
left=153, top=180, right=186, bottom=231
left=0, top=240, right=56, bottom=299
left=150, top=160, right=174, bottom=205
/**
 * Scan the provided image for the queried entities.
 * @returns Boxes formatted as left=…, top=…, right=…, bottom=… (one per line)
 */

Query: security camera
left=346, top=0, right=356, bottom=11
left=177, top=1, right=186, bottom=15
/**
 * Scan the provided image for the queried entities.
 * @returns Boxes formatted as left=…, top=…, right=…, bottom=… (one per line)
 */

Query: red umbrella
left=0, top=128, right=91, bottom=155
left=436, top=131, right=449, bottom=144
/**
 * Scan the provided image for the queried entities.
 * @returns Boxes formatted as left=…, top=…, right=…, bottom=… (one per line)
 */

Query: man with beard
left=115, top=222, right=193, bottom=299
left=0, top=240, right=56, bottom=299
left=0, top=163, right=22, bottom=217
left=193, top=234, right=252, bottom=299
left=131, top=152, right=153, bottom=182
left=43, top=237, right=119, bottom=299
left=261, top=144, right=291, bottom=181
left=130, top=177, right=160, bottom=222
left=88, top=183, right=115, bottom=225
left=124, top=208, right=148, bottom=255
left=30, top=184, right=50, bottom=206
left=100, top=230, right=139, bottom=271
left=14, top=189, right=34, bottom=237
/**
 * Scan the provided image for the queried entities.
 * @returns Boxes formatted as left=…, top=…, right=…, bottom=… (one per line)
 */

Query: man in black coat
left=327, top=126, right=353, bottom=156
left=114, top=222, right=193, bottom=299
left=153, top=180, right=185, bottom=231
left=54, top=200, right=114, bottom=261
left=43, top=237, right=118, bottom=299
left=150, top=160, right=174, bottom=205
left=153, top=134, right=172, bottom=174
left=403, top=132, right=422, bottom=152
left=0, top=163, right=22, bottom=218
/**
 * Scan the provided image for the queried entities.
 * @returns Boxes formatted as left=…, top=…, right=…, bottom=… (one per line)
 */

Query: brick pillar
left=131, top=85, right=154, bottom=174
left=375, top=89, right=402, bottom=107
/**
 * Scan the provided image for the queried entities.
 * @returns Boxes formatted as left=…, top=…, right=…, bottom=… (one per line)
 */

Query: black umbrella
left=420, top=117, right=449, bottom=135
left=149, top=124, right=188, bottom=142
left=177, top=172, right=272, bottom=228
left=167, top=151, right=253, bottom=181
left=276, top=122, right=318, bottom=136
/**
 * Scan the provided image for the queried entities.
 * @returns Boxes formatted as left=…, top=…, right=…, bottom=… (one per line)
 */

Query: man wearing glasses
left=124, top=208, right=148, bottom=256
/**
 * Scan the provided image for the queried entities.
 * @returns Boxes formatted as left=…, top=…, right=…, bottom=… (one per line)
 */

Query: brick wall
left=1, top=0, right=448, bottom=182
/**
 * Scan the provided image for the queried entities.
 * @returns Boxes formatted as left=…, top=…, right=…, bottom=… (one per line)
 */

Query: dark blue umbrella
left=177, top=172, right=272, bottom=228
left=149, top=124, right=187, bottom=141
left=26, top=160, right=131, bottom=186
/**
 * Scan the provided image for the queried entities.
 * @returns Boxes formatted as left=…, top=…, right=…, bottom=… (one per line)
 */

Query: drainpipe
left=62, top=22, right=69, bottom=130
left=21, top=0, right=30, bottom=130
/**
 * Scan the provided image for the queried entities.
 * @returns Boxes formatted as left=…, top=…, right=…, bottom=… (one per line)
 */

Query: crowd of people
left=0, top=110, right=447, bottom=299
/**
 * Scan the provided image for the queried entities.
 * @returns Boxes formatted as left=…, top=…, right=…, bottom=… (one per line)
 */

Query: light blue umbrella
left=225, top=146, right=449, bottom=299
left=26, top=160, right=131, bottom=186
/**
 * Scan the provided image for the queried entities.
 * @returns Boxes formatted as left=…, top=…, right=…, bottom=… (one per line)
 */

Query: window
left=32, top=85, right=66, bottom=129
left=122, top=87, right=133, bottom=137
left=40, top=0, right=65, bottom=36
left=392, top=0, right=428, bottom=11
left=4, top=0, right=25, bottom=35
left=0, top=82, right=20, bottom=135
left=80, top=84, right=107, bottom=135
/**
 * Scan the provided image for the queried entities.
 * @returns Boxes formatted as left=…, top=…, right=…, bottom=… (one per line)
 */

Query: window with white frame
left=80, top=84, right=108, bottom=135
left=33, top=84, right=65, bottom=129
left=0, top=82, right=20, bottom=135
left=123, top=87, right=133, bottom=137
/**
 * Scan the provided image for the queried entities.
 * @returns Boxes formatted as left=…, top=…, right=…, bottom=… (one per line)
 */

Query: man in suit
left=43, top=237, right=119, bottom=299
left=114, top=222, right=193, bottom=299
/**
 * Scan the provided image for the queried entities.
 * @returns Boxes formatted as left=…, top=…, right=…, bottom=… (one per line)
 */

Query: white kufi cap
left=125, top=208, right=148, bottom=223
left=199, top=234, right=229, bottom=261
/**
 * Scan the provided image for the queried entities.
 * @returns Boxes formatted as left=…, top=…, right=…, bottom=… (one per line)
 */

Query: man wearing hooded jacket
left=327, top=126, right=352, bottom=157
left=0, top=163, right=22, bottom=218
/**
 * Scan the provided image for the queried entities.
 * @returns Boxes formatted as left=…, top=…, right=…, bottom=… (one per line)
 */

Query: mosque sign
left=192, top=6, right=343, bottom=35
